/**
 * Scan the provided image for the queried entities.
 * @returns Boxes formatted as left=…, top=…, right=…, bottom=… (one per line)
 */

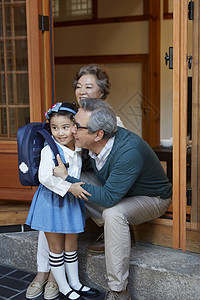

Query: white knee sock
left=64, top=251, right=89, bottom=291
left=49, top=251, right=81, bottom=299
left=49, top=251, right=71, bottom=295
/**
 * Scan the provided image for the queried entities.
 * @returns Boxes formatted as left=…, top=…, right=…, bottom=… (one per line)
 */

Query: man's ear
left=94, top=130, right=104, bottom=141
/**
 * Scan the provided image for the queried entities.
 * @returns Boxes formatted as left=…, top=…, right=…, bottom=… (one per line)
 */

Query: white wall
left=160, top=0, right=193, bottom=139
left=54, top=1, right=148, bottom=136
left=54, top=0, right=182, bottom=140
left=54, top=22, right=148, bottom=57
left=160, top=0, right=173, bottom=139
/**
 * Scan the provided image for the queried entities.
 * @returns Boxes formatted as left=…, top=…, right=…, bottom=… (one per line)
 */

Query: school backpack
left=17, top=122, right=61, bottom=186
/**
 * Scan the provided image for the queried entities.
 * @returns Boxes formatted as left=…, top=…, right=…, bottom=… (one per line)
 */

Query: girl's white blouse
left=38, top=140, right=82, bottom=197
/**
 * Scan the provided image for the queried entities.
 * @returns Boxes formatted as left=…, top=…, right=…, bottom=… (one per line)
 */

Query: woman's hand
left=53, top=154, right=68, bottom=180
left=69, top=182, right=91, bottom=200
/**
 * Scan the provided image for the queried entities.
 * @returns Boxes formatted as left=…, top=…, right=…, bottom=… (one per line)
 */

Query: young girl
left=26, top=102, right=99, bottom=300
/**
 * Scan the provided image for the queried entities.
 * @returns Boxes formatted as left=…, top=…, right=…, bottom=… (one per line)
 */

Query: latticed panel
left=53, top=0, right=92, bottom=21
left=0, top=0, right=29, bottom=140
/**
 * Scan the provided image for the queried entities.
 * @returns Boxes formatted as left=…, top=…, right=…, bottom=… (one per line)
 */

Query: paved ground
left=0, top=264, right=105, bottom=300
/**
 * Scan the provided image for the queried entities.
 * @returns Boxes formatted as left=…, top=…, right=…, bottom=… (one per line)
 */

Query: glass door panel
left=186, top=17, right=193, bottom=226
left=159, top=0, right=173, bottom=222
left=186, top=0, right=199, bottom=232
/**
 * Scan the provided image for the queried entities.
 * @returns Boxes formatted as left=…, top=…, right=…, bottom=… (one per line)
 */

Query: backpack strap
left=37, top=127, right=69, bottom=208
left=36, top=128, right=59, bottom=166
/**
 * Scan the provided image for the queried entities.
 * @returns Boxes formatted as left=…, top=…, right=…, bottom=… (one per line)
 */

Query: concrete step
left=0, top=231, right=200, bottom=300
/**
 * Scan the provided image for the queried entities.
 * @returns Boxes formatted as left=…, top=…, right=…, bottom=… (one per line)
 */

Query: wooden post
left=26, top=0, right=43, bottom=122
left=173, top=0, right=187, bottom=251
left=148, top=0, right=160, bottom=147
left=42, top=0, right=55, bottom=112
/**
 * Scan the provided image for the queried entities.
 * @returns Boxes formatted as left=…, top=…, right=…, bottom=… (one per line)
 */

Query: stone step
left=0, top=231, right=200, bottom=300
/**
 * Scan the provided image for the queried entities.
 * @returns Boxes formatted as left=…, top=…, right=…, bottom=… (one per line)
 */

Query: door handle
left=187, top=55, right=193, bottom=69
left=165, top=47, right=173, bottom=69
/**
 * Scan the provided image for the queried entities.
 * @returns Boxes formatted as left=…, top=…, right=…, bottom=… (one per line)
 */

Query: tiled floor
left=0, top=264, right=105, bottom=300
left=0, top=264, right=36, bottom=300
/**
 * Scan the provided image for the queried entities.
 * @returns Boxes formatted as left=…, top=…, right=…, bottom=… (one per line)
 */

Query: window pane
left=14, top=6, right=27, bottom=36
left=54, top=0, right=92, bottom=21
left=16, top=39, right=28, bottom=70
left=5, top=7, right=11, bottom=37
left=0, top=2, right=29, bottom=139
left=6, top=39, right=28, bottom=71
left=6, top=40, right=12, bottom=71
left=0, top=74, right=6, bottom=104
left=7, top=73, right=29, bottom=104
left=0, top=7, right=3, bottom=37
left=0, top=107, right=7, bottom=136
left=17, top=74, right=29, bottom=104
left=9, top=107, right=29, bottom=137
left=7, top=73, right=13, bottom=103
left=0, top=41, right=5, bottom=71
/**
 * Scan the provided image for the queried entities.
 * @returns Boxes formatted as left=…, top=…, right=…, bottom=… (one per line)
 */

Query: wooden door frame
left=26, top=0, right=43, bottom=122
left=0, top=0, right=55, bottom=203
left=173, top=0, right=188, bottom=251
left=26, top=0, right=54, bottom=122
left=148, top=0, right=160, bottom=147
left=42, top=0, right=55, bottom=111
left=0, top=1, right=44, bottom=203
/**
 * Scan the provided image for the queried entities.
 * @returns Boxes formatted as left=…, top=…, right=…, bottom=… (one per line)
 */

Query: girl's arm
left=38, top=145, right=72, bottom=197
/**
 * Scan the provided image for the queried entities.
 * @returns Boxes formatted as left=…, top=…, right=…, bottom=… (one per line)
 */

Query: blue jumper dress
left=26, top=143, right=85, bottom=234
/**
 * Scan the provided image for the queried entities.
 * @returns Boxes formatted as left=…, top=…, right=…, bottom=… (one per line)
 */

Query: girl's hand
left=69, top=182, right=91, bottom=200
left=53, top=154, right=68, bottom=180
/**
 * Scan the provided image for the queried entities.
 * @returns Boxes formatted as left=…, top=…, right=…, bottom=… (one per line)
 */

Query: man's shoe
left=26, top=280, right=47, bottom=299
left=44, top=282, right=59, bottom=299
left=87, top=232, right=104, bottom=254
left=104, top=289, right=131, bottom=300
left=87, top=227, right=136, bottom=254
left=74, top=284, right=100, bottom=297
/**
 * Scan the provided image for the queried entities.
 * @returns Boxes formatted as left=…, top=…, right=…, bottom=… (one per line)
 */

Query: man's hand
left=53, top=154, right=68, bottom=180
left=69, top=182, right=91, bottom=200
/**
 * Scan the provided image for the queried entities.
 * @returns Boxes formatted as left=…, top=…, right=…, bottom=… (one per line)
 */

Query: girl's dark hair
left=73, top=64, right=111, bottom=100
left=48, top=102, right=78, bottom=121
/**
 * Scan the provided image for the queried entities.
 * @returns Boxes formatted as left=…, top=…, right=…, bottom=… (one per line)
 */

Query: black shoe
left=59, top=290, right=84, bottom=300
left=74, top=285, right=100, bottom=298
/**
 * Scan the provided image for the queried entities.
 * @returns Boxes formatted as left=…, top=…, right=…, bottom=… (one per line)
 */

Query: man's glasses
left=73, top=121, right=88, bottom=130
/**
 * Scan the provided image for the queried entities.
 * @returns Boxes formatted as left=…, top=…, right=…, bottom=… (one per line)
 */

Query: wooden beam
left=163, top=0, right=173, bottom=19
left=42, top=0, right=55, bottom=110
left=54, top=54, right=148, bottom=65
left=0, top=200, right=30, bottom=226
left=198, top=0, right=200, bottom=232
left=179, top=0, right=187, bottom=251
left=173, top=0, right=180, bottom=250
left=53, top=15, right=149, bottom=27
left=173, top=0, right=187, bottom=251
left=26, top=0, right=44, bottom=122
left=148, top=0, right=160, bottom=147
left=190, top=0, right=199, bottom=228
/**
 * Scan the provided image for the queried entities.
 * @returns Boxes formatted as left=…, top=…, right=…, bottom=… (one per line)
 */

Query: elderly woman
left=26, top=64, right=123, bottom=300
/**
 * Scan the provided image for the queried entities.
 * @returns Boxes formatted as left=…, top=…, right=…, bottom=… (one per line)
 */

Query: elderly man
left=54, top=98, right=172, bottom=300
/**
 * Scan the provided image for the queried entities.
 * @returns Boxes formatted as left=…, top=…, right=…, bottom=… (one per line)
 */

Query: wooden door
left=0, top=0, right=53, bottom=203
left=134, top=0, right=200, bottom=253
